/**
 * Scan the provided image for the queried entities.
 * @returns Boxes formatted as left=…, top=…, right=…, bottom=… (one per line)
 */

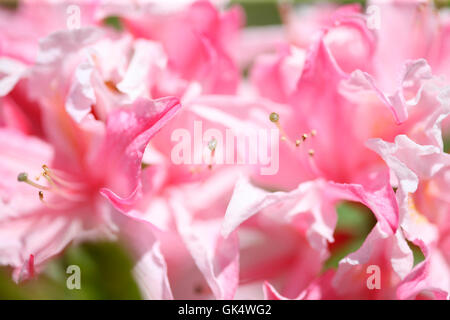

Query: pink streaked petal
left=251, top=44, right=306, bottom=104
left=263, top=282, right=290, bottom=300
left=97, top=96, right=181, bottom=209
left=326, top=171, right=399, bottom=234
left=263, top=270, right=336, bottom=300
left=3, top=212, right=84, bottom=283
left=100, top=186, right=140, bottom=214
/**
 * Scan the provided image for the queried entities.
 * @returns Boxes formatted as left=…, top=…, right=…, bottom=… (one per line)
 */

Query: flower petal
left=109, top=208, right=173, bottom=300
left=99, top=97, right=181, bottom=211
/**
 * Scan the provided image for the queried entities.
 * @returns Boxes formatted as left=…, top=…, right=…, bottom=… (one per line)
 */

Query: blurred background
left=0, top=0, right=448, bottom=299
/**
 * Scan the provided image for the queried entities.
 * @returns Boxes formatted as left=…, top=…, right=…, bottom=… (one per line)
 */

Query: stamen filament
left=45, top=169, right=85, bottom=190
left=17, top=172, right=51, bottom=191
left=38, top=191, right=74, bottom=209
left=269, top=112, right=299, bottom=146
left=18, top=165, right=88, bottom=204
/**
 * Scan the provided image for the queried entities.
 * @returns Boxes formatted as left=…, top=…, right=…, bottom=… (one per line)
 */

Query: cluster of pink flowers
left=0, top=0, right=449, bottom=300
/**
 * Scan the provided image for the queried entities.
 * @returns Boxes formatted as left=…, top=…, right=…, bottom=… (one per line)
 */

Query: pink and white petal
left=397, top=245, right=450, bottom=300
left=29, top=28, right=105, bottom=100
left=171, top=197, right=239, bottom=300
left=109, top=208, right=173, bottom=300
left=151, top=94, right=280, bottom=183
left=251, top=44, right=306, bottom=104
left=0, top=1, right=101, bottom=64
left=333, top=224, right=413, bottom=297
left=368, top=0, right=439, bottom=87
left=294, top=270, right=337, bottom=300
left=223, top=175, right=399, bottom=253
left=419, top=86, right=450, bottom=150
left=0, top=58, right=27, bottom=97
left=6, top=213, right=83, bottom=283
left=286, top=38, right=369, bottom=183
left=263, top=282, right=291, bottom=300
left=98, top=96, right=181, bottom=209
left=222, top=177, right=338, bottom=259
left=0, top=128, right=54, bottom=217
left=221, top=177, right=281, bottom=239
left=367, top=135, right=448, bottom=244
left=326, top=172, right=399, bottom=234
left=65, top=59, right=97, bottom=123
left=263, top=270, right=336, bottom=300
left=0, top=129, right=103, bottom=281
left=341, top=59, right=433, bottom=124
left=116, top=40, right=167, bottom=102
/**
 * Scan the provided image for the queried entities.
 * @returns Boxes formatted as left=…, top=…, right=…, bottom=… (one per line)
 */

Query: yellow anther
left=269, top=112, right=280, bottom=123
left=17, top=172, right=50, bottom=191
left=17, top=172, right=28, bottom=182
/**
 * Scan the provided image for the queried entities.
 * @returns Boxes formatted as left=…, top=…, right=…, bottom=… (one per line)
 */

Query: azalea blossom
left=0, top=0, right=449, bottom=301
left=0, top=87, right=181, bottom=285
left=242, top=0, right=450, bottom=300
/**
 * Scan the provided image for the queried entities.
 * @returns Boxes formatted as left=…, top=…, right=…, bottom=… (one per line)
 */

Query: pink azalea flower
left=0, top=0, right=101, bottom=64
left=229, top=0, right=450, bottom=300
left=0, top=94, right=181, bottom=285
left=98, top=0, right=244, bottom=95
left=5, top=15, right=271, bottom=299
left=249, top=2, right=449, bottom=191
left=23, top=28, right=168, bottom=123
left=104, top=93, right=282, bottom=298
left=104, top=160, right=244, bottom=299
left=221, top=173, right=399, bottom=299
left=368, top=131, right=450, bottom=299
left=1, top=0, right=449, bottom=301
left=248, top=46, right=449, bottom=299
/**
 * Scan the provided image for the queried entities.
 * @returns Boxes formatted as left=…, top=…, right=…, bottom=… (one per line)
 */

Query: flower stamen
left=207, top=138, right=217, bottom=171
left=17, top=172, right=51, bottom=191
left=18, top=165, right=88, bottom=204
left=269, top=112, right=304, bottom=147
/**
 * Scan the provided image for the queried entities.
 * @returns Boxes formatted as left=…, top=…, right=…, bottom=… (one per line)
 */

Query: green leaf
left=103, top=16, right=123, bottom=31
left=407, top=241, right=425, bottom=267
left=323, top=202, right=376, bottom=270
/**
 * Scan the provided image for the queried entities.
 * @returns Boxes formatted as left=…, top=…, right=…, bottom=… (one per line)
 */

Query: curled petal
left=98, top=96, right=181, bottom=210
